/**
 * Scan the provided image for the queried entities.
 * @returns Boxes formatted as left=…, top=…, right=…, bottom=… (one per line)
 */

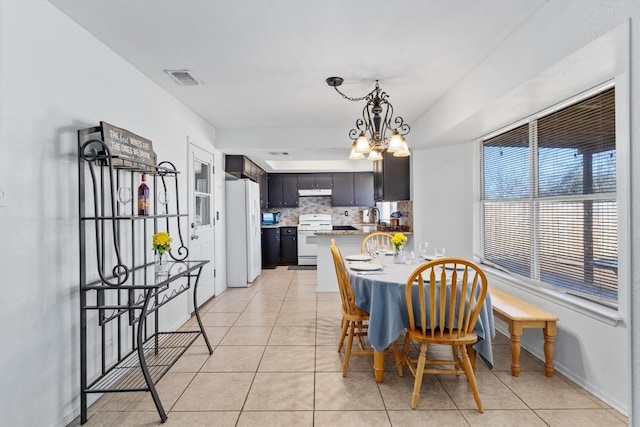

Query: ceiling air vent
left=164, top=70, right=200, bottom=86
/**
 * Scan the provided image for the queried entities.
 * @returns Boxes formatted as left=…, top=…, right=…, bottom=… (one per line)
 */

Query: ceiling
left=49, top=0, right=548, bottom=171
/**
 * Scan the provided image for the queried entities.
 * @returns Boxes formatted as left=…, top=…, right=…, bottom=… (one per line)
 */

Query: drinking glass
left=378, top=242, right=389, bottom=266
left=367, top=240, right=378, bottom=259
left=117, top=187, right=132, bottom=215
left=158, top=190, right=169, bottom=214
left=419, top=242, right=429, bottom=259
left=405, top=250, right=416, bottom=265
left=434, top=247, right=446, bottom=258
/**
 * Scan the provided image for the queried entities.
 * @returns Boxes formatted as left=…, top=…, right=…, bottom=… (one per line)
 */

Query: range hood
left=298, top=188, right=332, bottom=197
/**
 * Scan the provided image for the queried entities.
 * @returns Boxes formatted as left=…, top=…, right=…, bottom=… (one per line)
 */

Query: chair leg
left=466, top=344, right=477, bottom=372
left=356, top=321, right=366, bottom=351
left=460, top=345, right=484, bottom=413
left=410, top=343, right=428, bottom=409
left=451, top=346, right=461, bottom=376
left=391, top=341, right=403, bottom=377
left=343, top=321, right=356, bottom=377
left=401, top=332, right=411, bottom=365
left=337, top=317, right=348, bottom=352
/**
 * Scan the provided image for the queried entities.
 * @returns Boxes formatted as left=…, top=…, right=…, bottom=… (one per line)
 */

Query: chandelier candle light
left=326, top=76, right=411, bottom=160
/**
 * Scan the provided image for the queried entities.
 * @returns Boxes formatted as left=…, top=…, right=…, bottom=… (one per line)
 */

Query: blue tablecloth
left=348, top=261, right=495, bottom=368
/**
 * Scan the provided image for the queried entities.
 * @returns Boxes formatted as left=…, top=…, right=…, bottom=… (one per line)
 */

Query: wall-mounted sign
left=100, top=121, right=156, bottom=168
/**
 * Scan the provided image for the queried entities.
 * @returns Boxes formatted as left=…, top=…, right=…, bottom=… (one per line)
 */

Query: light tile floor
left=79, top=267, right=628, bottom=426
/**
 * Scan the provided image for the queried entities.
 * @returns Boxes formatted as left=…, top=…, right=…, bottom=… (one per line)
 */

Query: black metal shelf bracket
left=77, top=126, right=212, bottom=424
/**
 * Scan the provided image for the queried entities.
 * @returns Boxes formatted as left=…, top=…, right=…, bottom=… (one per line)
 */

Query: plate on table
left=349, top=262, right=383, bottom=271
left=344, top=254, right=372, bottom=262
left=445, top=264, right=467, bottom=271
left=422, top=255, right=436, bottom=261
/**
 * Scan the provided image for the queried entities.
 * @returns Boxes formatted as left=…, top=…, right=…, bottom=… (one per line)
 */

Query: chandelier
left=326, top=76, right=410, bottom=160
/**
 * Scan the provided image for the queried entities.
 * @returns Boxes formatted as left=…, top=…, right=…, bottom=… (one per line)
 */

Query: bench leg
left=543, top=321, right=557, bottom=377
left=508, top=322, right=522, bottom=377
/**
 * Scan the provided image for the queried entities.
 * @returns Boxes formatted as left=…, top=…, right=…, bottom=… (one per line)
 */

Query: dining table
left=346, top=257, right=495, bottom=382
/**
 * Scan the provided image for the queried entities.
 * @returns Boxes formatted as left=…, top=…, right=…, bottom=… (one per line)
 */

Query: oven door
left=297, top=229, right=318, bottom=265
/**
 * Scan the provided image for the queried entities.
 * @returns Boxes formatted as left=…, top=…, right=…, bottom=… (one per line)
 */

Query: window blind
left=481, top=88, right=617, bottom=304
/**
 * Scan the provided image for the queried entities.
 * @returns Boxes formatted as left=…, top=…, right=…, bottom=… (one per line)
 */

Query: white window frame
left=474, top=79, right=629, bottom=325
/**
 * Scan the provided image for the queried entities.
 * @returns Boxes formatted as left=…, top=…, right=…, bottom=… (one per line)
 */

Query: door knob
left=191, top=234, right=199, bottom=240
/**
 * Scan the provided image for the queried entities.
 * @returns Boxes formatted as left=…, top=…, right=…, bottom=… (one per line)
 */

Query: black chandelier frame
left=326, top=77, right=411, bottom=151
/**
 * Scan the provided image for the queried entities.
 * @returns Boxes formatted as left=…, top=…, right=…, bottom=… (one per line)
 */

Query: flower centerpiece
left=391, top=232, right=408, bottom=263
left=152, top=231, right=172, bottom=275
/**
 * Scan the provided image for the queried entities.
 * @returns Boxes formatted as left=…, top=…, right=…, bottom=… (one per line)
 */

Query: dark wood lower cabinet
left=261, top=228, right=280, bottom=269
left=279, top=227, right=298, bottom=264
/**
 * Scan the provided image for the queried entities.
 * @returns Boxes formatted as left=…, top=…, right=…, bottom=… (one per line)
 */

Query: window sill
left=482, top=266, right=622, bottom=326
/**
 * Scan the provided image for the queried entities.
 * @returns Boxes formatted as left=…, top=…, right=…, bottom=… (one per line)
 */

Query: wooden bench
left=489, top=286, right=559, bottom=377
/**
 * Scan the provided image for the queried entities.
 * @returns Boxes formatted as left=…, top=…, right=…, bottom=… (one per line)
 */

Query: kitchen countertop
left=260, top=224, right=412, bottom=234
left=315, top=225, right=413, bottom=236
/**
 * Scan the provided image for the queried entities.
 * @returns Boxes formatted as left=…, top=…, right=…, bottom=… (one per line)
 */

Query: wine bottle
left=137, top=173, right=150, bottom=215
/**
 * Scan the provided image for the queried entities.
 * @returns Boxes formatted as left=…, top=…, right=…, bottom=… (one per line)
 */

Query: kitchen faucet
left=369, top=207, right=381, bottom=225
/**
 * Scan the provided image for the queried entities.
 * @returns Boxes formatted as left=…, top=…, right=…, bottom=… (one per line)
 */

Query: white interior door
left=188, top=141, right=215, bottom=311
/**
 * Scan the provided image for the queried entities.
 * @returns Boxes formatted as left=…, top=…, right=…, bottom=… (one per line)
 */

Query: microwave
left=261, top=212, right=280, bottom=225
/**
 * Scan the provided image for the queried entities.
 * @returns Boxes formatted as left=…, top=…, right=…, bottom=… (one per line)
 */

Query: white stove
left=297, top=214, right=332, bottom=265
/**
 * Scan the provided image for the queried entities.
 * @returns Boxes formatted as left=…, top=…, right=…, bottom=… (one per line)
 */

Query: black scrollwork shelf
left=77, top=126, right=212, bottom=424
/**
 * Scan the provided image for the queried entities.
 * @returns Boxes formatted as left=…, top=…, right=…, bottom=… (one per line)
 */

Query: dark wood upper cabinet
left=353, top=172, right=374, bottom=206
left=267, top=171, right=375, bottom=206
left=225, top=155, right=263, bottom=182
left=268, top=173, right=298, bottom=207
left=373, top=152, right=410, bottom=201
left=267, top=174, right=283, bottom=207
left=282, top=174, right=299, bottom=206
left=257, top=169, right=268, bottom=209
left=226, top=155, right=268, bottom=208
left=331, top=172, right=374, bottom=207
left=331, top=173, right=354, bottom=206
left=297, top=173, right=333, bottom=189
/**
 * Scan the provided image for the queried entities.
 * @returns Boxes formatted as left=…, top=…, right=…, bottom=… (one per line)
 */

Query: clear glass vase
left=155, top=252, right=168, bottom=277
left=393, top=247, right=405, bottom=264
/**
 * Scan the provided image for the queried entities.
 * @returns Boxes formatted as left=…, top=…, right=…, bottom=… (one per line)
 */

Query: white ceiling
left=49, top=0, right=548, bottom=171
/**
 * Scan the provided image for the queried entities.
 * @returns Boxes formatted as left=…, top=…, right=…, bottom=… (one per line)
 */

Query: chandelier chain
left=332, top=80, right=381, bottom=102
left=332, top=86, right=373, bottom=102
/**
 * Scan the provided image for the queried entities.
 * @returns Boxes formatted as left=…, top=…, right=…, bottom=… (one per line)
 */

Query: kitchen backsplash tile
left=396, top=200, right=413, bottom=229
left=262, top=197, right=412, bottom=229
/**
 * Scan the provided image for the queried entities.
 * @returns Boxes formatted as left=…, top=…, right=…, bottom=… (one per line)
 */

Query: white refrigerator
left=225, top=179, right=262, bottom=287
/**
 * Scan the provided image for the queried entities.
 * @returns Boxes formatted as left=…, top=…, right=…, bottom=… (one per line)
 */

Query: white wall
left=411, top=144, right=474, bottom=260
left=0, top=2, right=223, bottom=426
left=410, top=0, right=637, bottom=415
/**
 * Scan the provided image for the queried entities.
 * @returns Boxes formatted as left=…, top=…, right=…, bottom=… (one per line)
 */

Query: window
left=481, top=88, right=617, bottom=305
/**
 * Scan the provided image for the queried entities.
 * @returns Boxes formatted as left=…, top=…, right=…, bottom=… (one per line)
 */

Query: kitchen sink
left=332, top=225, right=358, bottom=231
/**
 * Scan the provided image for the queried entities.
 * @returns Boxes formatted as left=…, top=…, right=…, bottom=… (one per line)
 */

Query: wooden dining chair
left=402, top=257, right=488, bottom=412
left=330, top=239, right=402, bottom=377
left=360, top=232, right=393, bottom=253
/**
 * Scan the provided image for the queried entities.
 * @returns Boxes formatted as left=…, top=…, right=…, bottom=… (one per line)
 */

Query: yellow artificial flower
left=152, top=231, right=172, bottom=255
left=391, top=232, right=407, bottom=250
